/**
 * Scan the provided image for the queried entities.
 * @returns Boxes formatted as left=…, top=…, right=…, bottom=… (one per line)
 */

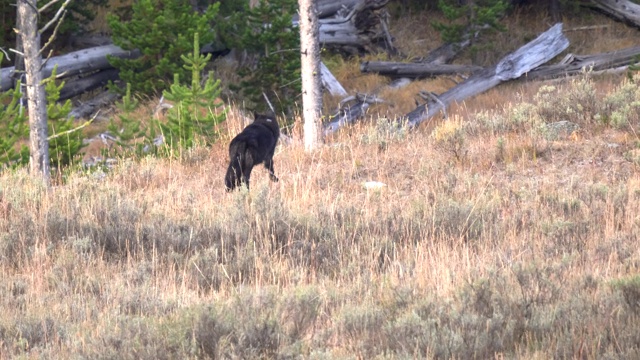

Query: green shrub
left=219, top=0, right=300, bottom=115
left=0, top=54, right=29, bottom=168
left=611, top=275, right=640, bottom=313
left=106, top=34, right=226, bottom=159
left=600, top=73, right=640, bottom=129
left=158, top=33, right=226, bottom=153
left=360, top=117, right=408, bottom=149
left=431, top=118, right=466, bottom=160
left=534, top=72, right=598, bottom=126
left=104, top=83, right=149, bottom=158
left=433, top=0, right=509, bottom=43
left=45, top=67, right=87, bottom=171
left=0, top=62, right=85, bottom=172
left=108, top=0, right=219, bottom=95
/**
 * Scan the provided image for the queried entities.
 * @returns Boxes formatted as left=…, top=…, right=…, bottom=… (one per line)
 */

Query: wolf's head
left=253, top=111, right=280, bottom=137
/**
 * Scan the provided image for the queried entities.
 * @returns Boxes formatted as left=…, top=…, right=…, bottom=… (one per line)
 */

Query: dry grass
left=2, top=70, right=640, bottom=358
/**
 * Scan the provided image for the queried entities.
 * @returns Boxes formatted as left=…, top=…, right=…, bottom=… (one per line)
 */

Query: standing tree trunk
left=299, top=0, right=323, bottom=151
left=548, top=0, right=560, bottom=23
left=12, top=5, right=25, bottom=89
left=18, top=0, right=50, bottom=186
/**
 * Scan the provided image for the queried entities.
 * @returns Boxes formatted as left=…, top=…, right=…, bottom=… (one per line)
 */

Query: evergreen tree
left=0, top=54, right=29, bottom=168
left=433, top=0, right=509, bottom=44
left=1, top=0, right=107, bottom=60
left=159, top=33, right=226, bottom=152
left=45, top=67, right=87, bottom=170
left=105, top=83, right=148, bottom=157
left=0, top=60, right=85, bottom=171
left=108, top=0, right=219, bottom=95
left=629, top=55, right=640, bottom=79
left=219, top=0, right=300, bottom=115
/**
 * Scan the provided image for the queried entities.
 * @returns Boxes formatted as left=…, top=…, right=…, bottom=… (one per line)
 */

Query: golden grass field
left=1, top=5, right=640, bottom=359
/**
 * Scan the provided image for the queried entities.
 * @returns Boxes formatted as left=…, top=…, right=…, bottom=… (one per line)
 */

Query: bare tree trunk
left=12, top=5, right=25, bottom=89
left=549, top=0, right=561, bottom=23
left=18, top=0, right=50, bottom=186
left=299, top=0, right=323, bottom=151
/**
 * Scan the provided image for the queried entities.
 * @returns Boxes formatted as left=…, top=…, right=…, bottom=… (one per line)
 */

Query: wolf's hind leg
left=264, top=157, right=278, bottom=182
left=225, top=157, right=243, bottom=191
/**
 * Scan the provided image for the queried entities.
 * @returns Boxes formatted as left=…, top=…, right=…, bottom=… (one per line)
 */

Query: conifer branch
left=47, top=111, right=98, bottom=141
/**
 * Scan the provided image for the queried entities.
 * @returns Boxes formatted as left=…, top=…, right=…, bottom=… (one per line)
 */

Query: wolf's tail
left=225, top=141, right=247, bottom=191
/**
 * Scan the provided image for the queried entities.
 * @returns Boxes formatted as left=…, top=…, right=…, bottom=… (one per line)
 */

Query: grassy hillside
left=1, top=7, right=640, bottom=359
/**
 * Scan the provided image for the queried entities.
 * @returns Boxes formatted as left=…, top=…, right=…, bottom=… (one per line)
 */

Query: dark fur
left=225, top=112, right=280, bottom=191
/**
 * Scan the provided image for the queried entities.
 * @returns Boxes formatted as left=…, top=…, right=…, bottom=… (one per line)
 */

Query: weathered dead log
left=321, top=62, right=348, bottom=96
left=313, top=0, right=395, bottom=53
left=420, top=42, right=469, bottom=65
left=583, top=0, right=640, bottom=28
left=418, top=24, right=492, bottom=65
left=525, top=45, right=640, bottom=81
left=323, top=93, right=385, bottom=136
left=317, top=0, right=360, bottom=18
left=360, top=61, right=483, bottom=79
left=68, top=90, right=119, bottom=120
left=404, top=23, right=570, bottom=128
left=1, top=44, right=139, bottom=91
left=68, top=34, right=112, bottom=48
left=59, top=69, right=119, bottom=101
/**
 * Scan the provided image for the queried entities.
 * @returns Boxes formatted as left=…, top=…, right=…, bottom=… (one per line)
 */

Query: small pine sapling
left=0, top=53, right=29, bottom=168
left=433, top=0, right=509, bottom=44
left=219, top=0, right=300, bottom=115
left=45, top=66, right=87, bottom=170
left=105, top=83, right=151, bottom=157
left=158, top=32, right=226, bottom=153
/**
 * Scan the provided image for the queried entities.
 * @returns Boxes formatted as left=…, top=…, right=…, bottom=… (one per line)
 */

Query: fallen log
left=360, top=61, right=483, bottom=79
left=403, top=23, right=569, bottom=128
left=59, top=69, right=119, bottom=101
left=525, top=45, right=640, bottom=81
left=317, top=0, right=360, bottom=18
left=322, top=11, right=485, bottom=134
left=323, top=93, right=385, bottom=136
left=583, top=0, right=640, bottom=28
left=418, top=24, right=492, bottom=65
left=313, top=0, right=395, bottom=54
left=321, top=62, right=348, bottom=96
left=68, top=90, right=119, bottom=120
left=1, top=44, right=139, bottom=91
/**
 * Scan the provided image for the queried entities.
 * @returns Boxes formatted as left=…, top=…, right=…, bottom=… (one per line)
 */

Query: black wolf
left=225, top=112, right=280, bottom=191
